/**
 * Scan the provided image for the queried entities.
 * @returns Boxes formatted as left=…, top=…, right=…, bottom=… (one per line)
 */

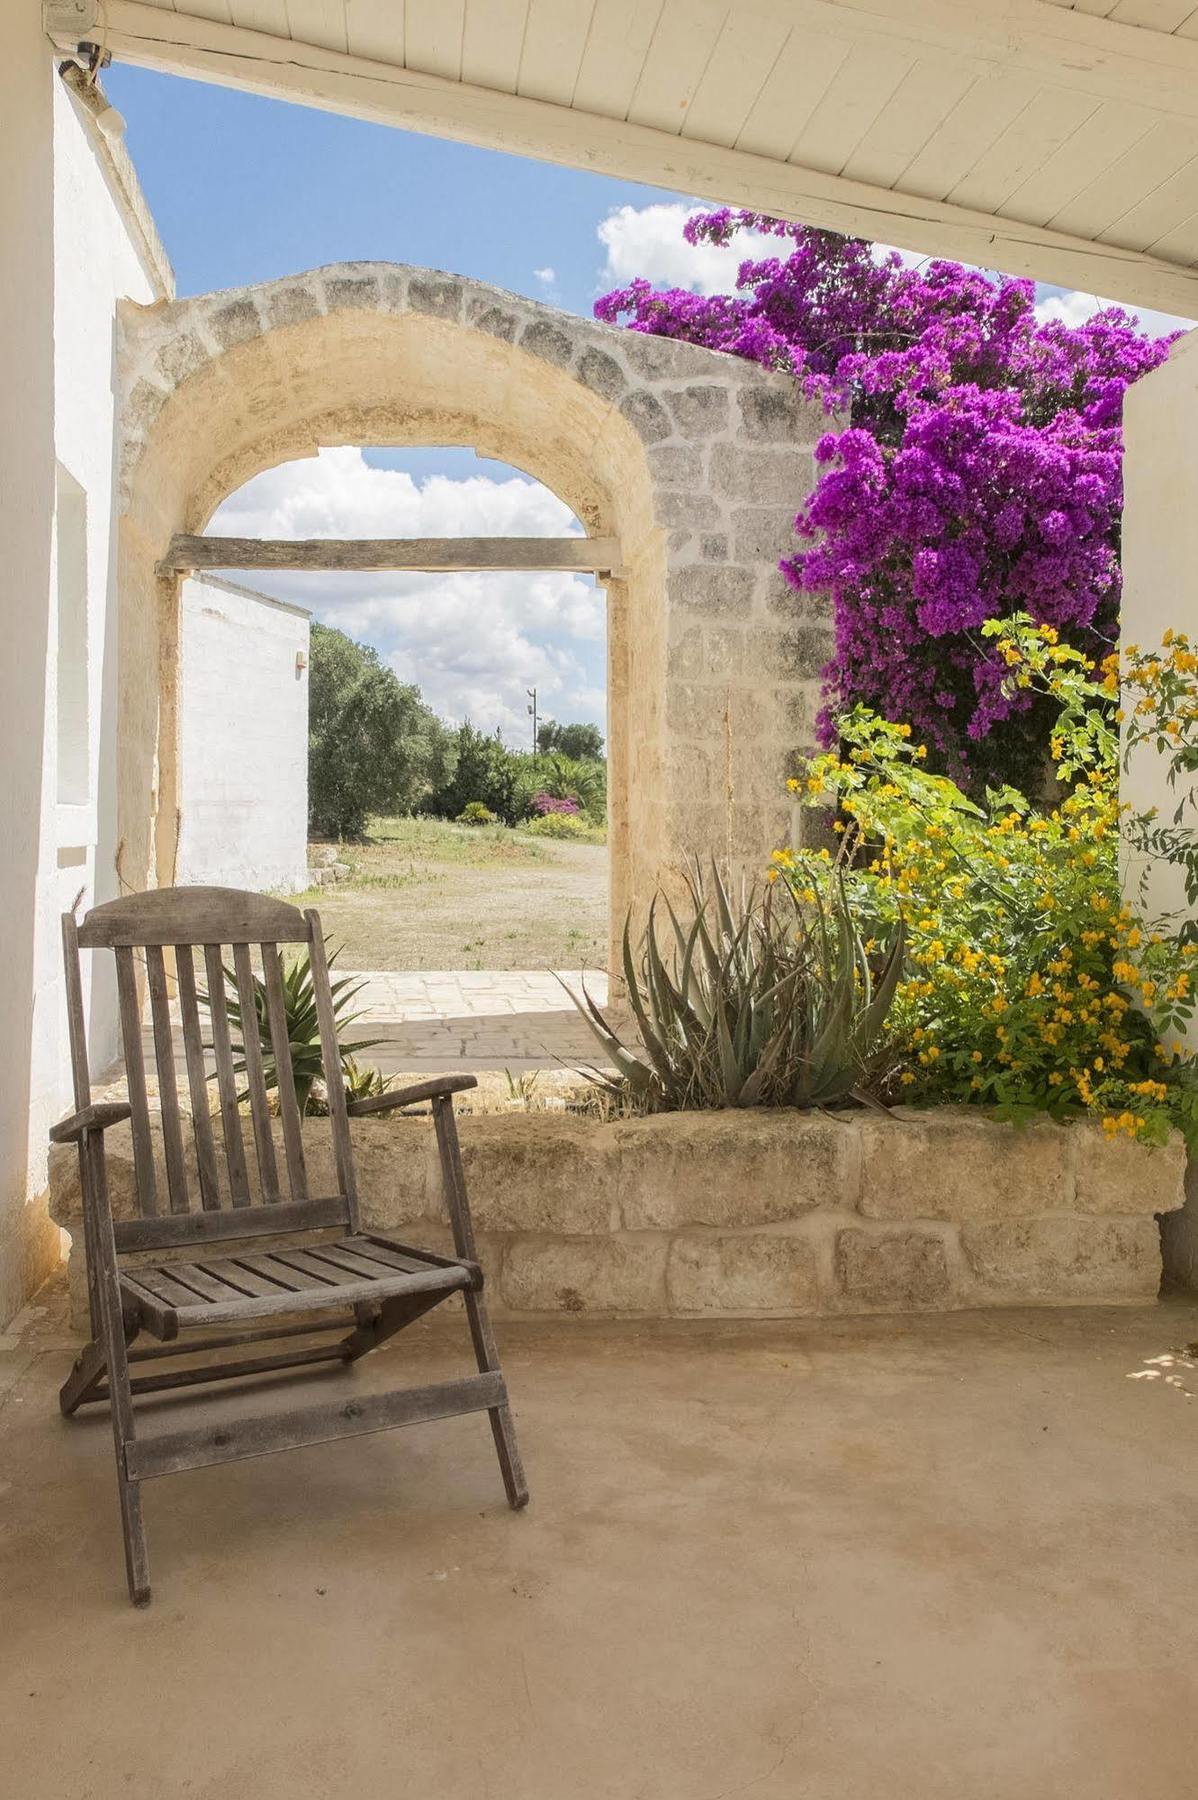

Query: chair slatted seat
left=52, top=885, right=527, bottom=1606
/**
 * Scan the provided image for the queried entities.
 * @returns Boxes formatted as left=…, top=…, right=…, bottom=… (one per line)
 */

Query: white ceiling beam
left=45, top=0, right=1198, bottom=315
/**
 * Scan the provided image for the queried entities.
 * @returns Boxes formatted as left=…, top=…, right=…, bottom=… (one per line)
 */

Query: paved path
left=342, top=968, right=610, bottom=1074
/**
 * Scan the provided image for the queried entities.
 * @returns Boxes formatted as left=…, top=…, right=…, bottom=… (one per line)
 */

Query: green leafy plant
left=785, top=616, right=1198, bottom=1148
left=213, top=945, right=383, bottom=1116
left=563, top=861, right=904, bottom=1112
left=525, top=811, right=592, bottom=840
left=457, top=801, right=497, bottom=826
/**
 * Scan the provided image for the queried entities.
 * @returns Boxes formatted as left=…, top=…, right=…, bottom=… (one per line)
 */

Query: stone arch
left=117, top=262, right=832, bottom=966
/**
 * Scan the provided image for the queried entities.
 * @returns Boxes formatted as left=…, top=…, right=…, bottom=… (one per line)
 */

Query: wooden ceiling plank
left=404, top=0, right=464, bottom=81
left=734, top=29, right=851, bottom=162
left=948, top=87, right=1101, bottom=215
left=182, top=0, right=234, bottom=22
left=284, top=0, right=346, bottom=54
left=841, top=55, right=976, bottom=192
left=462, top=0, right=527, bottom=91
left=997, top=98, right=1158, bottom=229
left=1109, top=0, right=1195, bottom=28
left=1097, top=155, right=1198, bottom=250
left=77, top=3, right=1198, bottom=314
left=571, top=0, right=664, bottom=119
left=790, top=39, right=916, bottom=178
left=518, top=0, right=596, bottom=107
left=1147, top=206, right=1198, bottom=261
left=897, top=72, right=1037, bottom=202
left=231, top=0, right=290, bottom=36
left=345, top=0, right=405, bottom=64
left=681, top=13, right=793, bottom=150
left=625, top=0, right=728, bottom=136
left=1049, top=118, right=1198, bottom=237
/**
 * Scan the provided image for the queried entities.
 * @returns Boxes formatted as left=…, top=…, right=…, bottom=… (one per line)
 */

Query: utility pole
left=527, top=686, right=538, bottom=758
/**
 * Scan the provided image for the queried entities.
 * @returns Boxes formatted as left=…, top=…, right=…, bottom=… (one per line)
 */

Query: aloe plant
left=210, top=946, right=384, bottom=1115
left=563, top=861, right=904, bottom=1113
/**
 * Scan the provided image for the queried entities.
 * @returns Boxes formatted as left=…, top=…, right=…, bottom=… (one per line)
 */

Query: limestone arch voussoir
left=116, top=262, right=832, bottom=969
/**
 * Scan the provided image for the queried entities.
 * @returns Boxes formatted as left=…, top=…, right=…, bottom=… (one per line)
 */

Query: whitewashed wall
left=0, top=59, right=163, bottom=1325
left=1121, top=326, right=1198, bottom=1289
left=177, top=576, right=311, bottom=894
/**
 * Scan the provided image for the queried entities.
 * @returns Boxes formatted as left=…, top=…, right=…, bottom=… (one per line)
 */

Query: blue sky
left=105, top=64, right=1193, bottom=744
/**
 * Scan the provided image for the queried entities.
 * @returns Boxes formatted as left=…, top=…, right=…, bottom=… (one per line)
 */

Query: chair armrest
left=345, top=1074, right=479, bottom=1117
left=50, top=1101, right=133, bottom=1144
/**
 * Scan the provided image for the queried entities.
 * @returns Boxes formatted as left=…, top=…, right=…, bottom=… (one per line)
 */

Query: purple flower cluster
left=530, top=792, right=581, bottom=816
left=596, top=212, right=1176, bottom=783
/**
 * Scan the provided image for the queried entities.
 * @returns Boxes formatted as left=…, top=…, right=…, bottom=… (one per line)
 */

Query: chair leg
left=84, top=1134, right=151, bottom=1604
left=464, top=1287, right=529, bottom=1511
left=60, top=1339, right=108, bottom=1417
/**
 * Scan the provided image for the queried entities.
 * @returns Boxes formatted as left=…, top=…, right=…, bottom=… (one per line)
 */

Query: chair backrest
left=64, top=886, right=358, bottom=1253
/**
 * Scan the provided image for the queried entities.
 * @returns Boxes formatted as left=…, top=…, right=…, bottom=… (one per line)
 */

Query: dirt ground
left=295, top=817, right=608, bottom=970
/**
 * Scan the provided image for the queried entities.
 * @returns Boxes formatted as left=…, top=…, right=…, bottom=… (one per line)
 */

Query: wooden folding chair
left=52, top=885, right=527, bottom=1605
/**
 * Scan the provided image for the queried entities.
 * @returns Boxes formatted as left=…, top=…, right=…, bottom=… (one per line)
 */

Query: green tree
left=430, top=722, right=522, bottom=824
left=536, top=719, right=604, bottom=760
left=307, top=623, right=452, bottom=838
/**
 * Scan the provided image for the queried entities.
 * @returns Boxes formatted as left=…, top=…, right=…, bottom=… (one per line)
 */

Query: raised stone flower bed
left=49, top=1105, right=1185, bottom=1325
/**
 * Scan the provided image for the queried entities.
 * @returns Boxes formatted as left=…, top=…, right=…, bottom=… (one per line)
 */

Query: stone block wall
left=50, top=1107, right=1185, bottom=1325
left=116, top=262, right=834, bottom=961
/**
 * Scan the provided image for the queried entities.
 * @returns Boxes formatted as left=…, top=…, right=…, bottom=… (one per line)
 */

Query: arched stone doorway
left=117, top=262, right=832, bottom=966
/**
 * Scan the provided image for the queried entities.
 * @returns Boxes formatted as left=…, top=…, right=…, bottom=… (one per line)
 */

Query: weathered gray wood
left=115, top=946, right=158, bottom=1218
left=232, top=943, right=280, bottom=1202
left=339, top=1287, right=451, bottom=1360
left=261, top=943, right=309, bottom=1203
left=264, top=1246, right=362, bottom=1287
left=174, top=946, right=222, bottom=1209
left=127, top=1371, right=508, bottom=1480
left=202, top=943, right=251, bottom=1206
left=305, top=916, right=358, bottom=1222
left=84, top=1130, right=151, bottom=1602
left=78, top=886, right=307, bottom=948
left=60, top=914, right=103, bottom=1341
left=195, top=1255, right=304, bottom=1299
left=113, top=1194, right=348, bottom=1252
left=145, top=945, right=190, bottom=1214
left=158, top=534, right=622, bottom=576
left=49, top=1101, right=133, bottom=1143
left=303, top=1241, right=421, bottom=1282
left=346, top=1071, right=479, bottom=1116
left=433, top=1096, right=528, bottom=1509
left=88, top=1344, right=349, bottom=1402
left=128, top=1320, right=347, bottom=1360
left=60, top=885, right=527, bottom=1599
left=121, top=1258, right=470, bottom=1337
left=353, top=1232, right=481, bottom=1279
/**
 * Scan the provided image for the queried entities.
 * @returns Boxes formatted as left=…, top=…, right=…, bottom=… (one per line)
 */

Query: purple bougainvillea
left=530, top=792, right=581, bottom=816
left=596, top=211, right=1176, bottom=785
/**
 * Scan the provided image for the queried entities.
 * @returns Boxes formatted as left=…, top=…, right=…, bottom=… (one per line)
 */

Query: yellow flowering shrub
left=778, top=617, right=1198, bottom=1147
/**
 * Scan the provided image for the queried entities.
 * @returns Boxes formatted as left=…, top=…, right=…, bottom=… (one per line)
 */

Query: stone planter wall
left=49, top=1106, right=1185, bottom=1326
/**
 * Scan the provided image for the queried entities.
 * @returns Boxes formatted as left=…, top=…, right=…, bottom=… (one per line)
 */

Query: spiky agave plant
left=563, top=861, right=904, bottom=1112
left=211, top=945, right=384, bottom=1115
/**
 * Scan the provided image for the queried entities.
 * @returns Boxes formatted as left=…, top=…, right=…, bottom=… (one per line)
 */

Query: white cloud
left=534, top=265, right=556, bottom=287
left=596, top=201, right=1198, bottom=345
left=1033, top=286, right=1195, bottom=338
left=597, top=200, right=781, bottom=296
left=209, top=447, right=606, bottom=742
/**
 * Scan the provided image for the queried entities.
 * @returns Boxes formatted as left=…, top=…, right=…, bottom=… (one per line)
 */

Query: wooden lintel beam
left=158, top=535, right=623, bottom=576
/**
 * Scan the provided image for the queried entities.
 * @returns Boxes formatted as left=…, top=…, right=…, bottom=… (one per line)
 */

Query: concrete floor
left=3, top=1282, right=1198, bottom=1800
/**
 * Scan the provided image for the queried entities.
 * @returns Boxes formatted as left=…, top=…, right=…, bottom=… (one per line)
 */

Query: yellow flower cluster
left=778, top=619, right=1198, bottom=1146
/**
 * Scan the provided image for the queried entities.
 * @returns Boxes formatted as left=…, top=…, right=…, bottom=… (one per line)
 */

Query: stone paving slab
left=140, top=969, right=611, bottom=1077
left=346, top=970, right=609, bottom=1074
